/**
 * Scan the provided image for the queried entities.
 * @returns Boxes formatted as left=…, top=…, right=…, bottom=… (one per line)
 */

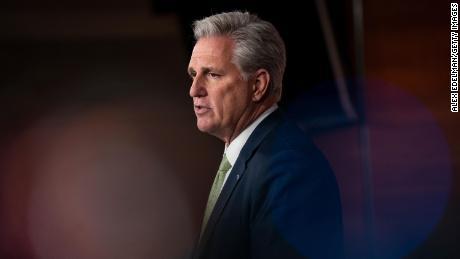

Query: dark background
left=0, top=0, right=457, bottom=258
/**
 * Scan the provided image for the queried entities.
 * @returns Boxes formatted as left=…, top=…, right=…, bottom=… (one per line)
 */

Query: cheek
left=223, top=90, right=250, bottom=117
left=210, top=91, right=228, bottom=114
left=230, top=87, right=251, bottom=106
left=212, top=81, right=251, bottom=117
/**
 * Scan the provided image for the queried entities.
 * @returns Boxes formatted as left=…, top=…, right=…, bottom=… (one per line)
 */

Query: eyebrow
left=188, top=66, right=224, bottom=76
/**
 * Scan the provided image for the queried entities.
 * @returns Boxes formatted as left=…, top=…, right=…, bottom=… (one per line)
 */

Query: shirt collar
left=224, top=104, right=278, bottom=166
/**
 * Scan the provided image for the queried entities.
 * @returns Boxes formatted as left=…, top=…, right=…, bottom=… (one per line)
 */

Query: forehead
left=190, top=36, right=235, bottom=63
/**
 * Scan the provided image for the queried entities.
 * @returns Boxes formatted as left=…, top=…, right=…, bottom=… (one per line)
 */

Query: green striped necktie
left=200, top=154, right=232, bottom=237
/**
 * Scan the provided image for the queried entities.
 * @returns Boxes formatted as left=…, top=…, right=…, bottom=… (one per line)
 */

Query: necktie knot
left=218, top=154, right=231, bottom=174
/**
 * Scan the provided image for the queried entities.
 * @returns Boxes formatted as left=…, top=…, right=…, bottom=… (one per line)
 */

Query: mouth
left=194, top=105, right=211, bottom=115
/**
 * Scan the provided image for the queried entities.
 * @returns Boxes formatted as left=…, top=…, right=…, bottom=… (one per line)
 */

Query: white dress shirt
left=220, top=104, right=278, bottom=190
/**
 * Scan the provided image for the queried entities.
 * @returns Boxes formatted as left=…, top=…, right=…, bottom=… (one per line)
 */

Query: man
left=188, top=11, right=343, bottom=259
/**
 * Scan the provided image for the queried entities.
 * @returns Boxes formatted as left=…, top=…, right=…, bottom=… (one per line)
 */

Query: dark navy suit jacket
left=193, top=110, right=343, bottom=259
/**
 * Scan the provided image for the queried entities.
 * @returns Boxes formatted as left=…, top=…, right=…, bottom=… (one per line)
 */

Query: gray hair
left=192, top=11, right=286, bottom=101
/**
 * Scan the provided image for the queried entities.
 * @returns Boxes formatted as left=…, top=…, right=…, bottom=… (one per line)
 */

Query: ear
left=252, top=69, right=270, bottom=102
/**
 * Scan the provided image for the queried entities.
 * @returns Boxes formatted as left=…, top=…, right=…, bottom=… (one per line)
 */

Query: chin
left=196, top=121, right=214, bottom=134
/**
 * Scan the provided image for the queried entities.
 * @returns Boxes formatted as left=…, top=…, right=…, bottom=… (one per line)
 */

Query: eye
left=208, top=72, right=221, bottom=79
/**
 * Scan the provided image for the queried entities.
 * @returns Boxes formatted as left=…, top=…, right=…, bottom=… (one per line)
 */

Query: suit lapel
left=198, top=109, right=283, bottom=248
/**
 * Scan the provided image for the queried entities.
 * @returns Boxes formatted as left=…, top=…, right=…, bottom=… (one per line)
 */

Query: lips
left=194, top=104, right=211, bottom=115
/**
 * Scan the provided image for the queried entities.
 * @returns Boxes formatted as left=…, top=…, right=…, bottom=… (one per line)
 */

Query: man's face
left=188, top=36, right=253, bottom=141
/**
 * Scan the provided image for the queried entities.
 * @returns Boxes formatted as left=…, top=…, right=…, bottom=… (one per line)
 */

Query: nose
left=189, top=76, right=206, bottom=98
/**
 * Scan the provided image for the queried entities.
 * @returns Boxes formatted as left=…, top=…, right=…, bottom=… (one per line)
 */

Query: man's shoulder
left=240, top=109, right=329, bottom=170
left=261, top=114, right=319, bottom=154
left=249, top=113, right=335, bottom=179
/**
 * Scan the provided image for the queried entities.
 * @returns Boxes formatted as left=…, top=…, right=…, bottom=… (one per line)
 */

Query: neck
left=223, top=99, right=277, bottom=145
